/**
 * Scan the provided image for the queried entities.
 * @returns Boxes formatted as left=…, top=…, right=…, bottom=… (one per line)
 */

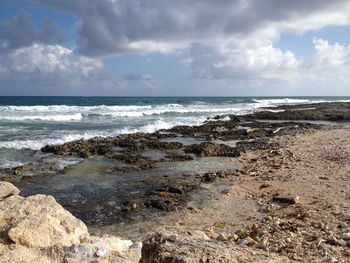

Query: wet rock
left=185, top=142, right=240, bottom=157
left=140, top=140, right=183, bottom=150
left=244, top=102, right=350, bottom=122
left=166, top=153, right=194, bottom=162
left=13, top=166, right=25, bottom=175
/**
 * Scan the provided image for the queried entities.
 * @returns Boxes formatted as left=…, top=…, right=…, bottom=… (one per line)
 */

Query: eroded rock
left=0, top=182, right=141, bottom=263
left=185, top=142, right=240, bottom=157
left=140, top=231, right=293, bottom=263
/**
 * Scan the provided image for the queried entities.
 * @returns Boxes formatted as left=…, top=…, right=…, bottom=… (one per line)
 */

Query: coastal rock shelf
left=1, top=102, right=350, bottom=262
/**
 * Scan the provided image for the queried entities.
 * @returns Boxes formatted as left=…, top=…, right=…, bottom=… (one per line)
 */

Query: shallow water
left=13, top=154, right=241, bottom=238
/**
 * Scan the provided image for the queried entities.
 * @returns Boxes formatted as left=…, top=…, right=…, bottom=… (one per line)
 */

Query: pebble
left=229, top=233, right=239, bottom=241
left=216, top=233, right=228, bottom=241
left=168, top=235, right=177, bottom=242
left=192, top=230, right=210, bottom=240
left=254, top=237, right=268, bottom=249
left=239, top=237, right=256, bottom=247
left=273, top=219, right=280, bottom=227
left=339, top=232, right=350, bottom=240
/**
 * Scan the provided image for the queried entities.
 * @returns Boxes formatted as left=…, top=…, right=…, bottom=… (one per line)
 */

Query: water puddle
left=159, top=136, right=204, bottom=146
left=13, top=155, right=242, bottom=239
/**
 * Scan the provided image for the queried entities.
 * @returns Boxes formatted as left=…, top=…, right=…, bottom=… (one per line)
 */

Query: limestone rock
left=1, top=194, right=89, bottom=247
left=0, top=182, right=141, bottom=263
left=191, top=230, right=210, bottom=240
left=64, top=236, right=142, bottom=263
left=339, top=232, right=350, bottom=240
left=0, top=244, right=61, bottom=263
left=140, top=231, right=294, bottom=263
left=0, top=182, right=20, bottom=200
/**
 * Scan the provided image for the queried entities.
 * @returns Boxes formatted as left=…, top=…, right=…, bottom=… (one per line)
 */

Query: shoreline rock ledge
left=0, top=182, right=142, bottom=263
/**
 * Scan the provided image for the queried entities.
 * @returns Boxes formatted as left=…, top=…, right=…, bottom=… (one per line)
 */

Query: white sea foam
left=0, top=132, right=109, bottom=150
left=0, top=113, right=82, bottom=121
left=0, top=160, right=25, bottom=169
left=0, top=103, right=253, bottom=120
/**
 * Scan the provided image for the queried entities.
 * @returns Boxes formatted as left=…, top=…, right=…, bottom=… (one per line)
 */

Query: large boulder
left=0, top=182, right=141, bottom=263
left=0, top=193, right=89, bottom=248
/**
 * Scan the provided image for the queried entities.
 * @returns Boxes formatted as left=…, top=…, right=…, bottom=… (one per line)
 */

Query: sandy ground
left=147, top=127, right=350, bottom=262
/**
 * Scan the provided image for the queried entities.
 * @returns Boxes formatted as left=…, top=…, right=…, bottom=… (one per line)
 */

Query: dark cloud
left=0, top=9, right=66, bottom=49
left=33, top=0, right=350, bottom=57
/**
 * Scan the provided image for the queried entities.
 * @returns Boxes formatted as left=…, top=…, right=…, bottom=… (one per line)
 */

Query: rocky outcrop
left=140, top=231, right=293, bottom=263
left=184, top=142, right=240, bottom=157
left=0, top=182, right=141, bottom=263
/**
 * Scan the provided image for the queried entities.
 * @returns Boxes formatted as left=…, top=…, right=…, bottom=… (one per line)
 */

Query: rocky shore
left=1, top=101, right=350, bottom=262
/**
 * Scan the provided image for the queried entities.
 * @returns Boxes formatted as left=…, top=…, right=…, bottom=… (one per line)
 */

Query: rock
left=64, top=235, right=142, bottom=263
left=184, top=142, right=240, bottom=157
left=339, top=232, right=350, bottom=240
left=239, top=237, right=256, bottom=247
left=0, top=244, right=62, bottom=263
left=140, top=231, right=293, bottom=263
left=0, top=182, right=141, bottom=263
left=229, top=233, right=239, bottom=241
left=13, top=166, right=25, bottom=175
left=191, top=230, right=210, bottom=240
left=254, top=237, right=269, bottom=249
left=0, top=182, right=20, bottom=200
left=247, top=128, right=260, bottom=133
left=2, top=194, right=89, bottom=247
left=217, top=232, right=228, bottom=241
left=272, top=196, right=299, bottom=205
left=236, top=140, right=279, bottom=152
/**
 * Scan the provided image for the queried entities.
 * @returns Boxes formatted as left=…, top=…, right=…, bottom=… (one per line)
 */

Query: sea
left=1, top=96, right=349, bottom=169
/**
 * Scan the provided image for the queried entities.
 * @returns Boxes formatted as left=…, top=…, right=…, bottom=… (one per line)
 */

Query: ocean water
left=0, top=96, right=349, bottom=169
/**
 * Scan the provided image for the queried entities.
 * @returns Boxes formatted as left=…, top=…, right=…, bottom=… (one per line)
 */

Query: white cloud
left=311, top=38, right=350, bottom=66
left=0, top=43, right=166, bottom=95
left=187, top=41, right=301, bottom=79
left=0, top=43, right=103, bottom=86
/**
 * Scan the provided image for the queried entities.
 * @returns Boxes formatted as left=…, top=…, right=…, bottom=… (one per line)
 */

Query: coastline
left=1, top=101, right=350, bottom=262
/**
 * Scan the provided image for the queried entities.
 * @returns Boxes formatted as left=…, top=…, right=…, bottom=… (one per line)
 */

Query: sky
left=0, top=0, right=350, bottom=96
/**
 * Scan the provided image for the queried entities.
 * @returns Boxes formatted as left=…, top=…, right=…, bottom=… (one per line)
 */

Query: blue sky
left=0, top=0, right=350, bottom=96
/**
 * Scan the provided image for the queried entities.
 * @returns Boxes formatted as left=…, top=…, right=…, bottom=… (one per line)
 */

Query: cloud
left=187, top=42, right=301, bottom=79
left=33, top=0, right=350, bottom=57
left=0, top=43, right=165, bottom=95
left=0, top=43, right=103, bottom=87
left=311, top=38, right=350, bottom=67
left=3, top=0, right=350, bottom=95
left=0, top=10, right=65, bottom=50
